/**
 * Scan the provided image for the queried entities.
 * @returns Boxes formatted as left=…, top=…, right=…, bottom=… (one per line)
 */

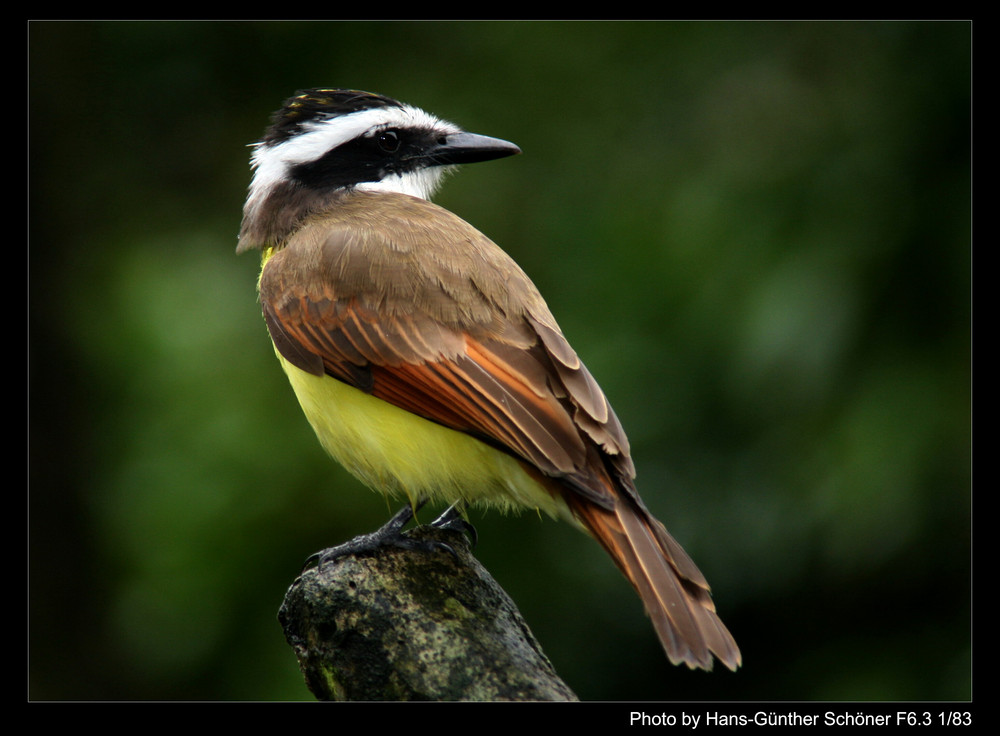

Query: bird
left=238, top=88, right=741, bottom=672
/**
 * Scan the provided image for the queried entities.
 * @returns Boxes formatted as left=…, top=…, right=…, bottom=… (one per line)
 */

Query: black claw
left=431, top=504, right=478, bottom=548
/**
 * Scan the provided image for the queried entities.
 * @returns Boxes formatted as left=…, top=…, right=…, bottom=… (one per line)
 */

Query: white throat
left=354, top=167, right=448, bottom=200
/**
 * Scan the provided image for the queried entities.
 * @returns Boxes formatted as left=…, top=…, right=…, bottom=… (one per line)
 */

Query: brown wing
left=259, top=191, right=740, bottom=670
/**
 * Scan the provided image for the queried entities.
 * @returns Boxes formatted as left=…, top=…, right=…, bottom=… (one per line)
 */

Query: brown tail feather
left=567, top=496, right=741, bottom=671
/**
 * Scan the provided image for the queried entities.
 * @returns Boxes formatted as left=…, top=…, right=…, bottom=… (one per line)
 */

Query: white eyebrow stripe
left=256, top=105, right=454, bottom=168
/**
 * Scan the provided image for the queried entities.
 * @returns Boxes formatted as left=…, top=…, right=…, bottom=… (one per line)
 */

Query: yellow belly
left=278, top=352, right=564, bottom=517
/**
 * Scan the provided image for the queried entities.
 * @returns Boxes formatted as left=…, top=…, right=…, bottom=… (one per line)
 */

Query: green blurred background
left=29, top=21, right=970, bottom=701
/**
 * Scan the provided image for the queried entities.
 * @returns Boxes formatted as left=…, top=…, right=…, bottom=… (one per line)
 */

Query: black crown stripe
left=261, top=88, right=402, bottom=145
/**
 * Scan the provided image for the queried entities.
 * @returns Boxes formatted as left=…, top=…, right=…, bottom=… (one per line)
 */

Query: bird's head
left=239, top=88, right=520, bottom=251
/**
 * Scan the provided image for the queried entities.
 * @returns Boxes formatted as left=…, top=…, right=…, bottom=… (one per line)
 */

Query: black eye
left=376, top=129, right=401, bottom=153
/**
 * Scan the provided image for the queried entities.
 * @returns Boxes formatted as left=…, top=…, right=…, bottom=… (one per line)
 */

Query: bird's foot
left=303, top=501, right=475, bottom=570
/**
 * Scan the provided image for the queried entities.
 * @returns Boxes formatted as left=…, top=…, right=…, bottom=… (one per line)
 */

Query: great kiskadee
left=238, top=88, right=741, bottom=672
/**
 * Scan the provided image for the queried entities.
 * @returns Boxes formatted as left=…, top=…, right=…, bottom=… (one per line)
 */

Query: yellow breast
left=278, top=351, right=564, bottom=518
